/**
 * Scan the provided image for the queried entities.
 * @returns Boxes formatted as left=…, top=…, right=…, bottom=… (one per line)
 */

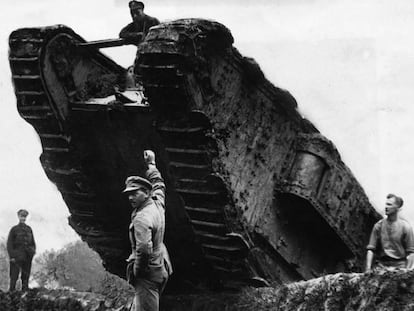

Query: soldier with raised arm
left=123, top=150, right=172, bottom=311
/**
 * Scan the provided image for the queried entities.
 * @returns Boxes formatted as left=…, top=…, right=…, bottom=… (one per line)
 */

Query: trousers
left=376, top=258, right=407, bottom=269
left=9, top=259, right=32, bottom=291
left=132, top=276, right=168, bottom=311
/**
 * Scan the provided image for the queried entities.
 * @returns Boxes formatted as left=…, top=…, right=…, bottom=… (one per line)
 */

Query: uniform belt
left=379, top=256, right=405, bottom=262
left=150, top=245, right=163, bottom=258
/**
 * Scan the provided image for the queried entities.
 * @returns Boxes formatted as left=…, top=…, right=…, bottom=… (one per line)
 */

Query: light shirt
left=367, top=218, right=414, bottom=259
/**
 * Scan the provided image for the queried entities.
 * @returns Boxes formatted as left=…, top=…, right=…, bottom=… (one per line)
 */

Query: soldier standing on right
left=7, top=209, right=36, bottom=291
left=366, top=194, right=414, bottom=271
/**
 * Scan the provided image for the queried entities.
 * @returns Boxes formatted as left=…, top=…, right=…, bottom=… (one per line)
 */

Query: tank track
left=9, top=26, right=128, bottom=275
left=137, top=25, right=271, bottom=286
left=155, top=111, right=258, bottom=284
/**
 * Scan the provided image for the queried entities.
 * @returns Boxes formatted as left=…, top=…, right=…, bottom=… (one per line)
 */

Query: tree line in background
left=0, top=239, right=9, bottom=291
left=0, top=238, right=130, bottom=295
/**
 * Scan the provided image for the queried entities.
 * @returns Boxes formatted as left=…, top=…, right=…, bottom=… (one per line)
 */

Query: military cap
left=123, top=176, right=152, bottom=193
left=17, top=209, right=29, bottom=216
left=129, top=1, right=144, bottom=9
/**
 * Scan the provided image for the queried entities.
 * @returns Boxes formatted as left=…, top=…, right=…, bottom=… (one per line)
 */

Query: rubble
left=0, top=288, right=133, bottom=311
left=1, top=270, right=414, bottom=310
left=161, top=269, right=414, bottom=310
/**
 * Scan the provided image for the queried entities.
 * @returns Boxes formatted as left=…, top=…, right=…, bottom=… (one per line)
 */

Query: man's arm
left=407, top=253, right=414, bottom=269
left=142, top=15, right=159, bottom=35
left=403, top=222, right=414, bottom=269
left=133, top=216, right=152, bottom=276
left=366, top=250, right=375, bottom=271
left=6, top=228, right=16, bottom=261
left=119, top=23, right=144, bottom=42
left=144, top=150, right=166, bottom=205
left=29, top=227, right=36, bottom=256
left=365, top=222, right=380, bottom=272
left=149, top=17, right=160, bottom=28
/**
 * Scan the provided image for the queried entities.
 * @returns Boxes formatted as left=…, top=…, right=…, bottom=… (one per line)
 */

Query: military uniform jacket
left=7, top=223, right=36, bottom=262
left=119, top=14, right=160, bottom=40
left=129, top=165, right=172, bottom=283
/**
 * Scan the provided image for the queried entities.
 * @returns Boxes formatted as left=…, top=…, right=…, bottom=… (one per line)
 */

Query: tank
left=8, top=19, right=381, bottom=291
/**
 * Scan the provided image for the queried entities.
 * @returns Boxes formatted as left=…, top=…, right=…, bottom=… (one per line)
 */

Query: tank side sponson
left=276, top=133, right=381, bottom=265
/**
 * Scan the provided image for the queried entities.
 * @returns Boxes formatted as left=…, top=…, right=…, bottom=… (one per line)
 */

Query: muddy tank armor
left=9, top=19, right=381, bottom=291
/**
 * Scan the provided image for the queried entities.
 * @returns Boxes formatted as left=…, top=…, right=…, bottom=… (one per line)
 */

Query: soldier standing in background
left=7, top=209, right=36, bottom=291
left=124, top=150, right=172, bottom=311
left=119, top=1, right=159, bottom=45
left=366, top=194, right=414, bottom=271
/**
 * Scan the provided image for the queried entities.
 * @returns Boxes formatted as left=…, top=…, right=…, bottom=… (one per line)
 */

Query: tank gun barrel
left=76, top=38, right=132, bottom=49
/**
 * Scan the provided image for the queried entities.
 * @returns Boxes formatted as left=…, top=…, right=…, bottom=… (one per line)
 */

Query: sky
left=1, top=0, right=414, bottom=254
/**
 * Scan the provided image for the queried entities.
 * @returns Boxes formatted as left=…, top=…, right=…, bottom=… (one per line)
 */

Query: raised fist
left=144, top=150, right=155, bottom=165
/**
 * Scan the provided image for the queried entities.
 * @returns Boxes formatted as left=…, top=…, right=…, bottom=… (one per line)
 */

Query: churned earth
left=1, top=269, right=414, bottom=310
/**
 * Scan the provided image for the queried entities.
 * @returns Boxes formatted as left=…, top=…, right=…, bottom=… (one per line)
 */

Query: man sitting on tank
left=366, top=193, right=414, bottom=271
left=119, top=1, right=159, bottom=45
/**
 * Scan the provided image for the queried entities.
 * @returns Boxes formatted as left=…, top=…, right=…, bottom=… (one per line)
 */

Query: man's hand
left=407, top=253, right=414, bottom=269
left=10, top=258, right=15, bottom=263
left=144, top=150, right=156, bottom=166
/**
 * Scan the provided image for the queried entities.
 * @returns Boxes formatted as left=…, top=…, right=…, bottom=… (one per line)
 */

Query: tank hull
left=9, top=20, right=381, bottom=291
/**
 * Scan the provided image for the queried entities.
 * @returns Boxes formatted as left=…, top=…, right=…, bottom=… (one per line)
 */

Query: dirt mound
left=1, top=270, right=413, bottom=310
left=163, top=269, right=414, bottom=310
left=0, top=288, right=133, bottom=311
left=235, top=269, right=414, bottom=310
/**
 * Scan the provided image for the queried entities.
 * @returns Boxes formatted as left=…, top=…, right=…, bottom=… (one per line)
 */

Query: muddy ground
left=1, top=269, right=413, bottom=310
